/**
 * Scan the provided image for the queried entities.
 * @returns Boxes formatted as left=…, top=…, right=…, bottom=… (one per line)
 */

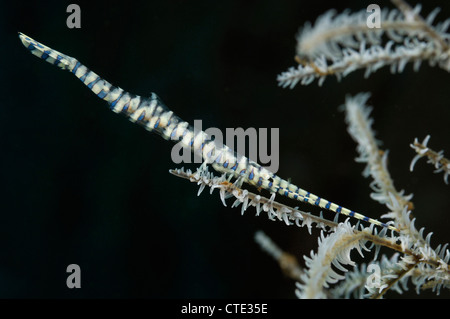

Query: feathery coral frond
left=296, top=3, right=450, bottom=61
left=342, top=93, right=413, bottom=230
left=254, top=231, right=304, bottom=281
left=169, top=166, right=337, bottom=232
left=278, top=38, right=447, bottom=87
left=410, top=135, right=450, bottom=184
left=279, top=1, right=450, bottom=88
left=295, top=221, right=370, bottom=299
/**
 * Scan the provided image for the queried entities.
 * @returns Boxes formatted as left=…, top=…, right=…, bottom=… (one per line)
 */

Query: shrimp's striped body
left=19, top=32, right=399, bottom=232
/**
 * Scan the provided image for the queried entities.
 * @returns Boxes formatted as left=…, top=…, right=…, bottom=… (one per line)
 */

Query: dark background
left=0, top=0, right=449, bottom=298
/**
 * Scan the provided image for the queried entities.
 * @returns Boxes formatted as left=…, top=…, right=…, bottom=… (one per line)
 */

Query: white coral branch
left=279, top=1, right=450, bottom=88
left=278, top=38, right=448, bottom=88
left=296, top=5, right=450, bottom=60
left=410, top=135, right=450, bottom=184
left=169, top=166, right=337, bottom=232
left=296, top=2, right=450, bottom=60
left=295, top=221, right=370, bottom=299
left=342, top=93, right=413, bottom=225
left=254, top=231, right=304, bottom=281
